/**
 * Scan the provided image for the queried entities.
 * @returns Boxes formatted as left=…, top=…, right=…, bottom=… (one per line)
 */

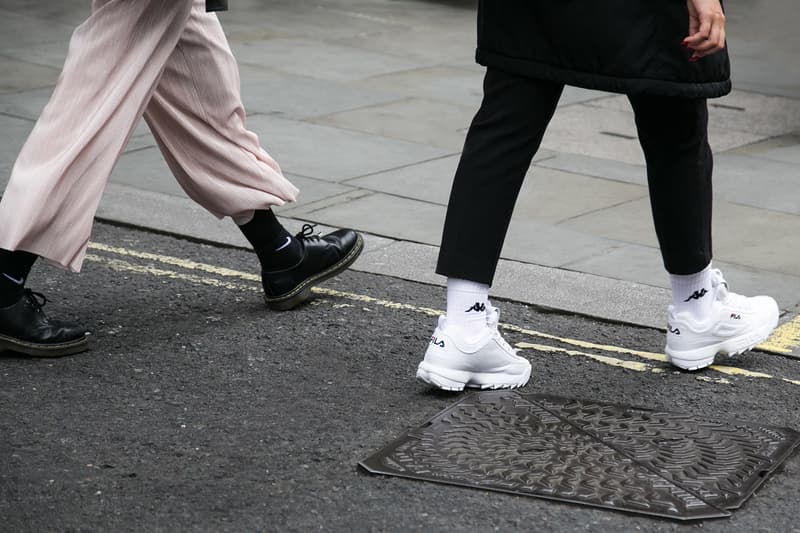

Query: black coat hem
left=476, top=49, right=732, bottom=99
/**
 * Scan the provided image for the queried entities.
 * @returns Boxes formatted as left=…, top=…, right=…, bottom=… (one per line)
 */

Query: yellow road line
left=516, top=342, right=661, bottom=373
left=759, top=314, right=800, bottom=355
left=85, top=241, right=800, bottom=385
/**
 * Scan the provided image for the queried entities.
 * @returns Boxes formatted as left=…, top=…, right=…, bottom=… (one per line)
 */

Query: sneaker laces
left=710, top=269, right=751, bottom=310
left=486, top=306, right=517, bottom=354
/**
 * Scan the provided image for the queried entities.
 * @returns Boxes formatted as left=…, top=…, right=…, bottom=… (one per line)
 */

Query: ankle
left=669, top=263, right=714, bottom=319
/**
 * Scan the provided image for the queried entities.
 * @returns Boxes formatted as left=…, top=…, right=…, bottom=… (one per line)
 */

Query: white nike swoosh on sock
left=2, top=273, right=24, bottom=285
left=274, top=236, right=293, bottom=252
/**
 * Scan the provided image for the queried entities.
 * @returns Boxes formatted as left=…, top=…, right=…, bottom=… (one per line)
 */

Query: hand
left=684, top=0, right=727, bottom=61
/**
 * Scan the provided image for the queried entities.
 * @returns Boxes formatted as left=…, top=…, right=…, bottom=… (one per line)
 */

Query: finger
left=689, top=14, right=726, bottom=58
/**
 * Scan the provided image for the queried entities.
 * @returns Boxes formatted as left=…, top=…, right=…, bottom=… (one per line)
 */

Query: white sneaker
left=416, top=307, right=532, bottom=391
left=665, top=269, right=779, bottom=370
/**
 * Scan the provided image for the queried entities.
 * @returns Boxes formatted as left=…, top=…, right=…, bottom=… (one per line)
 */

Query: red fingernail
left=688, top=56, right=699, bottom=62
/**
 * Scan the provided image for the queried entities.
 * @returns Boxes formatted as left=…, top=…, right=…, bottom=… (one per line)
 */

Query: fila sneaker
left=665, top=269, right=779, bottom=370
left=416, top=307, right=531, bottom=391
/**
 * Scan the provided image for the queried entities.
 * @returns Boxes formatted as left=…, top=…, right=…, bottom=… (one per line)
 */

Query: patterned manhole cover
left=360, top=392, right=800, bottom=521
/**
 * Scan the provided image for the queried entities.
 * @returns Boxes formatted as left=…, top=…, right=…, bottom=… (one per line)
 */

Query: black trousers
left=436, top=68, right=713, bottom=284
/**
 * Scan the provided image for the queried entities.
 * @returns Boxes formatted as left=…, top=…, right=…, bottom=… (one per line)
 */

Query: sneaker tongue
left=486, top=306, right=500, bottom=328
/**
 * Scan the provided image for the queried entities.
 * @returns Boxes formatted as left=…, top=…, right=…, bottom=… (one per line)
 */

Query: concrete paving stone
left=558, top=197, right=660, bottom=248
left=96, top=183, right=251, bottom=249
left=355, top=240, right=444, bottom=289
left=244, top=114, right=452, bottom=182
left=124, top=132, right=157, bottom=154
left=296, top=192, right=446, bottom=246
left=98, top=182, right=393, bottom=261
left=221, top=2, right=415, bottom=42
left=730, top=134, right=800, bottom=165
left=111, top=147, right=185, bottom=198
left=331, top=26, right=476, bottom=65
left=713, top=153, right=800, bottom=215
left=352, top=66, right=484, bottom=109
left=501, top=219, right=628, bottom=269
left=0, top=113, right=33, bottom=181
left=232, top=0, right=478, bottom=34
left=561, top=242, right=668, bottom=288
left=112, top=148, right=354, bottom=209
left=513, top=168, right=649, bottom=225
left=282, top=173, right=356, bottom=209
left=534, top=153, right=647, bottom=186
left=753, top=144, right=800, bottom=165
left=312, top=97, right=475, bottom=151
left=345, top=154, right=458, bottom=205
left=0, top=12, right=74, bottom=50
left=280, top=188, right=373, bottom=218
left=239, top=67, right=400, bottom=120
left=229, top=38, right=425, bottom=83
left=1, top=40, right=69, bottom=71
left=587, top=90, right=800, bottom=137
left=707, top=91, right=800, bottom=137
left=345, top=149, right=561, bottom=207
left=3, top=0, right=88, bottom=27
left=558, top=87, right=614, bottom=106
left=0, top=56, right=60, bottom=94
left=558, top=243, right=800, bottom=312
left=726, top=0, right=800, bottom=99
left=491, top=258, right=670, bottom=330
left=710, top=202, right=800, bottom=277
left=543, top=104, right=767, bottom=166
left=0, top=86, right=54, bottom=120
left=542, top=105, right=645, bottom=165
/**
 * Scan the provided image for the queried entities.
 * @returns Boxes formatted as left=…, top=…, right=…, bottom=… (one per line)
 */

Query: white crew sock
left=669, top=262, right=714, bottom=320
left=445, top=278, right=490, bottom=332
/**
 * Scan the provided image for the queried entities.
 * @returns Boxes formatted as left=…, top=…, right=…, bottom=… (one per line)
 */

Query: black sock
left=0, top=249, right=38, bottom=307
left=238, top=210, right=303, bottom=271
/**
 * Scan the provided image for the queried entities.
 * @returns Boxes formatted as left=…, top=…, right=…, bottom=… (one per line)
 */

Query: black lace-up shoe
left=0, top=290, right=89, bottom=357
left=262, top=224, right=364, bottom=310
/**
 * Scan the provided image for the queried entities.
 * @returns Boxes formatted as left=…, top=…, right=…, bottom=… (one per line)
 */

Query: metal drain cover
left=360, top=392, right=800, bottom=521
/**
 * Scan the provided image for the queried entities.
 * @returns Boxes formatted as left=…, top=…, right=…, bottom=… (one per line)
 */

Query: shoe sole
left=0, top=333, right=89, bottom=358
left=264, top=234, right=364, bottom=311
left=665, top=319, right=778, bottom=371
left=416, top=361, right=531, bottom=392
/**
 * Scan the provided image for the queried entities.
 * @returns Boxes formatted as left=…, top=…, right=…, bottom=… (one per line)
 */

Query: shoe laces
left=296, top=223, right=321, bottom=242
left=22, top=289, right=48, bottom=313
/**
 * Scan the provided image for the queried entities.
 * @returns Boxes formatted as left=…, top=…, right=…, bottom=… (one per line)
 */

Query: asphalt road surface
left=2, top=222, right=799, bottom=532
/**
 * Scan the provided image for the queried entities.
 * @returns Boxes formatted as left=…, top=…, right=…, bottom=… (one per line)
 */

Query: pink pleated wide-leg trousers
left=0, top=0, right=299, bottom=272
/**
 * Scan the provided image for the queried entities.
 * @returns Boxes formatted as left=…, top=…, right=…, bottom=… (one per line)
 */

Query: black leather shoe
left=262, top=224, right=364, bottom=310
left=0, top=289, right=89, bottom=357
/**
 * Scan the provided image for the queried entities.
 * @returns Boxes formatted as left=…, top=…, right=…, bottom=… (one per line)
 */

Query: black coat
left=476, top=0, right=731, bottom=98
left=206, top=0, right=228, bottom=12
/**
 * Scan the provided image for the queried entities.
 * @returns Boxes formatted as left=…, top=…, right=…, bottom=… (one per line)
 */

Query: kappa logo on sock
left=430, top=335, right=445, bottom=348
left=683, top=288, right=708, bottom=302
left=465, top=302, right=486, bottom=313
left=668, top=324, right=681, bottom=335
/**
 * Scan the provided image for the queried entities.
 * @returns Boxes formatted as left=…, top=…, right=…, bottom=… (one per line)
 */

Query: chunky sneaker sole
left=264, top=233, right=364, bottom=311
left=665, top=269, right=779, bottom=371
left=0, top=333, right=89, bottom=358
left=416, top=360, right=531, bottom=392
left=665, top=317, right=777, bottom=371
left=416, top=309, right=531, bottom=392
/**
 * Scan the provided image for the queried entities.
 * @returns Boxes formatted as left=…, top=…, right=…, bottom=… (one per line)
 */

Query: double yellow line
left=85, top=242, right=800, bottom=386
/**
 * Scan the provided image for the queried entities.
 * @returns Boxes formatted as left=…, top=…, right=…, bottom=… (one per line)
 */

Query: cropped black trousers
left=436, top=68, right=713, bottom=284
